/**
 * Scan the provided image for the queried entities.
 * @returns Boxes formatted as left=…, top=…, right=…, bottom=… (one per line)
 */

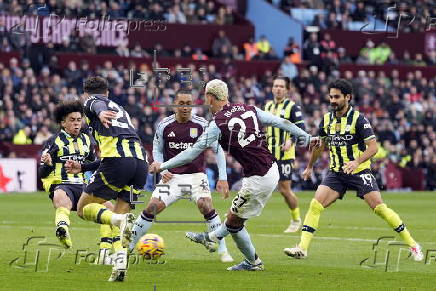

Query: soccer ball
left=136, top=233, right=165, bottom=260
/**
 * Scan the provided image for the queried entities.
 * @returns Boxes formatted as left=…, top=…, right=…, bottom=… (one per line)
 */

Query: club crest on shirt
left=190, top=128, right=198, bottom=138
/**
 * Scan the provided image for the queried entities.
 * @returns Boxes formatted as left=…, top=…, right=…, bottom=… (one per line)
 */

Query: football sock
left=129, top=212, right=154, bottom=251
left=209, top=221, right=230, bottom=242
left=82, top=203, right=114, bottom=225
left=229, top=226, right=260, bottom=265
left=204, top=210, right=228, bottom=253
left=299, top=199, right=324, bottom=251
left=290, top=207, right=301, bottom=221
left=99, top=225, right=113, bottom=249
left=374, top=203, right=417, bottom=247
left=55, top=207, right=70, bottom=228
left=111, top=226, right=123, bottom=252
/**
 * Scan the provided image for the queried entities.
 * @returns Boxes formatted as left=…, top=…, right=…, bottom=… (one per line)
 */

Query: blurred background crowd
left=0, top=0, right=434, bottom=191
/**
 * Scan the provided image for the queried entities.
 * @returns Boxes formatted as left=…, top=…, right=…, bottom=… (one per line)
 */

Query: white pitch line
left=3, top=224, right=436, bottom=245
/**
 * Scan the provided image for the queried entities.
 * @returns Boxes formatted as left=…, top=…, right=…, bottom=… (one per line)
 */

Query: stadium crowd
left=0, top=53, right=434, bottom=190
left=0, top=0, right=434, bottom=191
left=272, top=0, right=435, bottom=33
left=3, top=0, right=236, bottom=25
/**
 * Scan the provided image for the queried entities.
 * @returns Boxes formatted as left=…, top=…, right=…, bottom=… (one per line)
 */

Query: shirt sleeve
left=290, top=104, right=305, bottom=130
left=160, top=121, right=221, bottom=170
left=214, top=144, right=227, bottom=180
left=152, top=123, right=165, bottom=163
left=38, top=136, right=57, bottom=178
left=84, top=97, right=109, bottom=116
left=318, top=118, right=327, bottom=138
left=356, top=115, right=376, bottom=141
left=254, top=107, right=311, bottom=147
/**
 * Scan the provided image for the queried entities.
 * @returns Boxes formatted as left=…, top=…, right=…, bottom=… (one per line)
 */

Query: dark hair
left=175, top=89, right=192, bottom=99
left=328, top=79, right=353, bottom=98
left=83, top=76, right=109, bottom=94
left=54, top=100, right=83, bottom=124
left=273, top=76, right=291, bottom=90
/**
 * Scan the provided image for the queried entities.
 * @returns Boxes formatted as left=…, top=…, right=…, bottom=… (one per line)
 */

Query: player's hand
left=216, top=180, right=229, bottom=199
left=41, top=153, right=52, bottom=166
left=302, top=167, right=313, bottom=181
left=161, top=170, right=173, bottom=183
left=280, top=139, right=293, bottom=151
left=65, top=160, right=82, bottom=174
left=309, top=136, right=321, bottom=151
left=149, top=162, right=162, bottom=174
left=342, top=160, right=359, bottom=174
left=98, top=110, right=117, bottom=128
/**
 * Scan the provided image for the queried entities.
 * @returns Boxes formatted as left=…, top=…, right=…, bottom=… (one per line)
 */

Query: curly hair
left=328, top=79, right=353, bottom=99
left=83, top=76, right=109, bottom=94
left=54, top=100, right=84, bottom=124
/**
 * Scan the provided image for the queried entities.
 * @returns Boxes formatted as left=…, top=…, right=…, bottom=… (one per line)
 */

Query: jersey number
left=108, top=101, right=135, bottom=129
left=227, top=111, right=259, bottom=148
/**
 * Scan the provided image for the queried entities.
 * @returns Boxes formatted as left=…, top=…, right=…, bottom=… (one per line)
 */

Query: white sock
left=230, top=227, right=259, bottom=264
left=128, top=213, right=154, bottom=251
left=110, top=214, right=124, bottom=227
left=206, top=214, right=228, bottom=254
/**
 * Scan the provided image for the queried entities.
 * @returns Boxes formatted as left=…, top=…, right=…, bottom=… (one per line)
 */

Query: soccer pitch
left=1, top=192, right=435, bottom=290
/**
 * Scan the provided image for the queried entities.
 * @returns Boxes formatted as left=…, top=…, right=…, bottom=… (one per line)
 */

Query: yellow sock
left=111, top=226, right=123, bottom=252
left=99, top=225, right=113, bottom=249
left=83, top=203, right=113, bottom=225
left=55, top=207, right=70, bottom=227
left=374, top=203, right=417, bottom=247
left=290, top=207, right=301, bottom=221
left=299, top=199, right=324, bottom=251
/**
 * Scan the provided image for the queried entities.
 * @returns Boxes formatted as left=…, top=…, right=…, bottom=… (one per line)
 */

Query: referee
left=264, top=76, right=305, bottom=233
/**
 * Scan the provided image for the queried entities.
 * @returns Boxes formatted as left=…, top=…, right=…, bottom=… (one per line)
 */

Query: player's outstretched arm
left=302, top=138, right=325, bottom=180
left=254, top=107, right=311, bottom=147
left=157, top=121, right=221, bottom=172
left=213, top=143, right=229, bottom=198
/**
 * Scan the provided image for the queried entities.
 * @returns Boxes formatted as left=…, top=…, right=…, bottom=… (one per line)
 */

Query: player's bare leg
left=129, top=197, right=166, bottom=251
left=52, top=189, right=73, bottom=248
left=279, top=181, right=301, bottom=233
left=284, top=185, right=339, bottom=259
left=196, top=197, right=233, bottom=263
left=364, top=191, right=423, bottom=261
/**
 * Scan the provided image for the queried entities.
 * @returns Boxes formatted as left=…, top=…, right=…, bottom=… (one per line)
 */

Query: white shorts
left=151, top=172, right=211, bottom=207
left=230, top=163, right=279, bottom=219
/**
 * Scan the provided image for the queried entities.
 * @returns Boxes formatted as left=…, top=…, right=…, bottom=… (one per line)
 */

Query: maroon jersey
left=214, top=104, right=275, bottom=177
left=154, top=115, right=208, bottom=174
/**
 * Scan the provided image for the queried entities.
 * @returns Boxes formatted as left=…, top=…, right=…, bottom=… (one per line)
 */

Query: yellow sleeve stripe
left=365, top=135, right=376, bottom=140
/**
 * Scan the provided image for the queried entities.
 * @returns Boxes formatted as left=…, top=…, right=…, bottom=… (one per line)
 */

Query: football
left=136, top=234, right=165, bottom=260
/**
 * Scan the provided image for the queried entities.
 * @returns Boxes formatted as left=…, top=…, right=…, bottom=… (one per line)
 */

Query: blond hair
left=205, top=79, right=228, bottom=101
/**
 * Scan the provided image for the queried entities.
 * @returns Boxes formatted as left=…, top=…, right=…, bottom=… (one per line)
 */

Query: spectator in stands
left=116, top=39, right=130, bottom=57
left=243, top=37, right=258, bottom=61
left=351, top=1, right=367, bottom=22
left=33, top=125, right=52, bottom=145
left=256, top=35, right=271, bottom=55
left=231, top=45, right=244, bottom=60
left=130, top=43, right=146, bottom=58
left=192, top=48, right=209, bottom=60
left=148, top=3, right=165, bottom=21
left=320, top=33, right=336, bottom=59
left=337, top=47, right=352, bottom=63
left=280, top=57, right=298, bottom=80
left=80, top=33, right=96, bottom=54
left=212, top=30, right=232, bottom=57
left=128, top=4, right=147, bottom=19
left=311, top=13, right=327, bottom=30
left=283, top=37, right=301, bottom=64
left=12, top=126, right=32, bottom=145
left=303, top=32, right=322, bottom=66
left=168, top=4, right=187, bottom=24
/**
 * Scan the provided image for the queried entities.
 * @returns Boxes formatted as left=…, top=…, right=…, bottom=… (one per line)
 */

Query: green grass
left=1, top=191, right=436, bottom=290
